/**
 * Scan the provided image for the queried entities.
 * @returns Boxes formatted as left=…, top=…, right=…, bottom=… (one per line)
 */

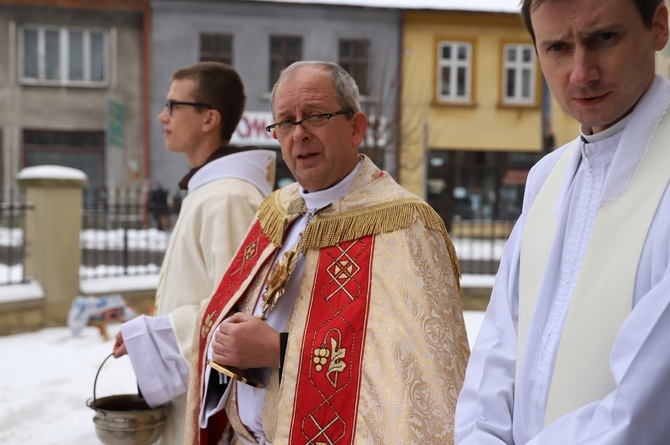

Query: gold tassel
left=258, top=193, right=461, bottom=290
left=257, top=192, right=299, bottom=247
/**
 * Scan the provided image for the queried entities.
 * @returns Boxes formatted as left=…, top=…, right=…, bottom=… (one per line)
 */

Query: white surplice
left=455, top=75, right=670, bottom=445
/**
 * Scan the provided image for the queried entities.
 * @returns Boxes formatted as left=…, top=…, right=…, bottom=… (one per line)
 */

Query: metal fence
left=1, top=183, right=513, bottom=284
left=449, top=219, right=516, bottom=275
left=80, top=187, right=177, bottom=280
left=79, top=189, right=515, bottom=279
left=0, top=189, right=32, bottom=286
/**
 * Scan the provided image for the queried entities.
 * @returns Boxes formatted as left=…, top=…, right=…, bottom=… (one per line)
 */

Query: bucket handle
left=91, top=352, right=115, bottom=406
left=89, top=352, right=143, bottom=408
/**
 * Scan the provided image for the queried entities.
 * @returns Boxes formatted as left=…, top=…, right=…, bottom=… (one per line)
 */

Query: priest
left=185, top=61, right=470, bottom=445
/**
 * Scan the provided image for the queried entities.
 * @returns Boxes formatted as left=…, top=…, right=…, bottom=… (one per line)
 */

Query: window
left=20, top=25, right=108, bottom=86
left=339, top=39, right=370, bottom=96
left=503, top=44, right=536, bottom=105
left=269, top=36, right=302, bottom=91
left=23, top=130, right=105, bottom=192
left=200, top=33, right=233, bottom=65
left=437, top=40, right=472, bottom=103
left=427, top=149, right=541, bottom=225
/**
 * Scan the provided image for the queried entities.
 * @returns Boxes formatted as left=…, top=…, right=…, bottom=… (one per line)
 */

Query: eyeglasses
left=265, top=108, right=354, bottom=137
left=164, top=99, right=213, bottom=116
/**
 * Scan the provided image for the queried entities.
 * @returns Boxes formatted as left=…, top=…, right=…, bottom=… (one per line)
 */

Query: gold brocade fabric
left=186, top=156, right=470, bottom=444
left=261, top=157, right=470, bottom=444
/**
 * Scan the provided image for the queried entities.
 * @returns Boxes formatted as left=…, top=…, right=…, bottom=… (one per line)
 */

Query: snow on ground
left=0, top=324, right=136, bottom=445
left=0, top=311, right=485, bottom=445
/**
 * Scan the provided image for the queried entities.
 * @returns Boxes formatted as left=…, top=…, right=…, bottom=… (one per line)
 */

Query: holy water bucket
left=87, top=353, right=169, bottom=445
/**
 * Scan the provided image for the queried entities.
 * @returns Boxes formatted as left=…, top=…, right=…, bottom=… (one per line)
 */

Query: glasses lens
left=274, top=123, right=292, bottom=137
left=303, top=115, right=328, bottom=128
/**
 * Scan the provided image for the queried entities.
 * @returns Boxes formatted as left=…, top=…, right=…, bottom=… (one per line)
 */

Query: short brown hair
left=172, top=61, right=246, bottom=142
left=520, top=0, right=664, bottom=43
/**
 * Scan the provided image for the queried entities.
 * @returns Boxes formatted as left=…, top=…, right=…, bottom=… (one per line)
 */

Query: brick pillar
left=18, top=166, right=88, bottom=326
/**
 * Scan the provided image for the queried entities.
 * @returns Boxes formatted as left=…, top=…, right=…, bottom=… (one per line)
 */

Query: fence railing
left=0, top=189, right=32, bottom=286
left=449, top=219, right=516, bottom=275
left=80, top=188, right=178, bottom=280
left=1, top=183, right=515, bottom=284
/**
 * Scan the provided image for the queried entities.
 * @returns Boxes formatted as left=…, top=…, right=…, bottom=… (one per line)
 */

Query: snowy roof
left=245, top=0, right=522, bottom=13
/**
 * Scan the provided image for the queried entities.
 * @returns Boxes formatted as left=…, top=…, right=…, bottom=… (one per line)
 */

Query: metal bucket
left=87, top=353, right=169, bottom=445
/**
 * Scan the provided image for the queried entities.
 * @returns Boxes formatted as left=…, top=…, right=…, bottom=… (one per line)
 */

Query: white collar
left=188, top=149, right=276, bottom=197
left=298, top=156, right=363, bottom=213
left=581, top=113, right=631, bottom=143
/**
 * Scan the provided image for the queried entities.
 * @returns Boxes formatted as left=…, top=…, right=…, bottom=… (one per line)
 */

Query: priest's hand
left=212, top=312, right=280, bottom=370
left=112, top=331, right=127, bottom=358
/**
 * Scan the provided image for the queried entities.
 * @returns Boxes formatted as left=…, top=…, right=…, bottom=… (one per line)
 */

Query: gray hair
left=269, top=61, right=361, bottom=117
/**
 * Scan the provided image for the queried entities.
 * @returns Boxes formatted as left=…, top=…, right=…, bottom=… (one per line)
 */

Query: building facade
left=400, top=9, right=551, bottom=227
left=0, top=0, right=150, bottom=198
left=150, top=0, right=401, bottom=191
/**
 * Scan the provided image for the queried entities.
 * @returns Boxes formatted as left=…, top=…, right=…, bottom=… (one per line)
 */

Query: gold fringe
left=257, top=192, right=301, bottom=247
left=258, top=194, right=461, bottom=290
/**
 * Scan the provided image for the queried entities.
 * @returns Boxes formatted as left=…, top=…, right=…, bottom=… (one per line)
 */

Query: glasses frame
left=165, top=99, right=213, bottom=116
left=265, top=107, right=354, bottom=135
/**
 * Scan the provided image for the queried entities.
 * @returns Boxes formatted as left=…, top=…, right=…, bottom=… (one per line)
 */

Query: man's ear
left=351, top=112, right=368, bottom=148
left=652, top=3, right=669, bottom=51
left=202, top=109, right=222, bottom=133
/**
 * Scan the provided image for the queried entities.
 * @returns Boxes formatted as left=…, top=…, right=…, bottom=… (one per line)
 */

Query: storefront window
left=427, top=149, right=540, bottom=226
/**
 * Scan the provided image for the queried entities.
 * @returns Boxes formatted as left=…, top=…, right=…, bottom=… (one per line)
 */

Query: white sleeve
left=455, top=219, right=524, bottom=445
left=199, top=321, right=232, bottom=428
left=121, top=314, right=189, bottom=408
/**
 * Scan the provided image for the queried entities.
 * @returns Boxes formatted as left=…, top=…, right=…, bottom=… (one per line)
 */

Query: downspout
left=142, top=2, right=151, bottom=227
left=395, top=10, right=404, bottom=184
left=142, top=2, right=151, bottom=182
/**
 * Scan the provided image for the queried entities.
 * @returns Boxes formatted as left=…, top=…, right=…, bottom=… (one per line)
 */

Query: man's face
left=532, top=0, right=668, bottom=133
left=271, top=67, right=366, bottom=192
left=157, top=79, right=207, bottom=164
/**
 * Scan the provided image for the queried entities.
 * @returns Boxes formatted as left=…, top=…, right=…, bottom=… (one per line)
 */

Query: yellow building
left=400, top=9, right=576, bottom=226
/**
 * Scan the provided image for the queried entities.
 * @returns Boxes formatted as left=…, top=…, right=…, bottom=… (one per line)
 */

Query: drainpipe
left=142, top=3, right=151, bottom=182
left=142, top=2, right=151, bottom=227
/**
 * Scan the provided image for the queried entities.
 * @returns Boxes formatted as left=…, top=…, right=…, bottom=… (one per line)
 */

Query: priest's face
left=271, top=66, right=367, bottom=192
left=532, top=0, right=668, bottom=134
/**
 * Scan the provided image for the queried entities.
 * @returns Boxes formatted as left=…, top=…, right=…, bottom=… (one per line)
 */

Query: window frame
left=199, top=33, right=234, bottom=66
left=269, top=35, right=303, bottom=92
left=435, top=38, right=475, bottom=104
left=22, top=129, right=106, bottom=188
left=19, top=24, right=109, bottom=87
left=501, top=42, right=538, bottom=106
left=339, top=39, right=370, bottom=96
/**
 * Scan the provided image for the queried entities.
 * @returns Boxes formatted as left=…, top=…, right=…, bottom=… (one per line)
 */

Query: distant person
left=148, top=181, right=170, bottom=230
left=112, top=61, right=276, bottom=445
left=185, top=61, right=469, bottom=444
left=456, top=0, right=670, bottom=443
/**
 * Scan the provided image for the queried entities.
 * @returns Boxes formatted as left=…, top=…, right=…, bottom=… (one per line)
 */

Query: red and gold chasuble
left=189, top=157, right=463, bottom=444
